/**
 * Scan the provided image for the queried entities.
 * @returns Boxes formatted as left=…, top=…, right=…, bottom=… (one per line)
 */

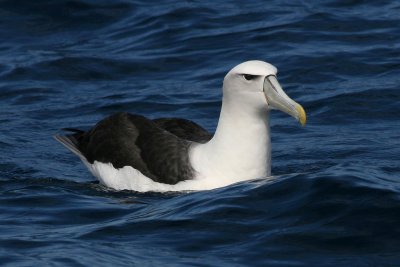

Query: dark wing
left=153, top=118, right=212, bottom=143
left=55, top=112, right=198, bottom=185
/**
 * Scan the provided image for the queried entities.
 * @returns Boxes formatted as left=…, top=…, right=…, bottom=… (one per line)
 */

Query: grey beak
left=263, top=75, right=306, bottom=126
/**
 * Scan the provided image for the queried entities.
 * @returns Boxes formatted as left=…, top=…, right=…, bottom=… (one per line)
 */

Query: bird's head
left=223, top=60, right=306, bottom=126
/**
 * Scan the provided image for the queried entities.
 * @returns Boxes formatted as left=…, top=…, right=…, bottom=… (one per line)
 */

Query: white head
left=222, top=60, right=306, bottom=125
left=190, top=60, right=306, bottom=183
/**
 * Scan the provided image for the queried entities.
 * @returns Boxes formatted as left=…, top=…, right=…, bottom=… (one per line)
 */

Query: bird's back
left=55, top=112, right=212, bottom=184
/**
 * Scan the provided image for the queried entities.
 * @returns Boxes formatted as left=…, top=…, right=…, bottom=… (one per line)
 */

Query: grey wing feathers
left=55, top=113, right=212, bottom=184
left=153, top=118, right=212, bottom=143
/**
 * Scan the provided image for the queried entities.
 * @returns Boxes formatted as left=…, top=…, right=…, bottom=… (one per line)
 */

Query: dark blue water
left=1, top=0, right=400, bottom=266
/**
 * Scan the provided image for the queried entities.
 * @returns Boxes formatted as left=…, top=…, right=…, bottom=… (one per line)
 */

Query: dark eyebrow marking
left=242, top=74, right=258, bottom=81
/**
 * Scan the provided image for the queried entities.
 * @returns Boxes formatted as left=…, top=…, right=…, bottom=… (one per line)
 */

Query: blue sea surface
left=1, top=0, right=400, bottom=266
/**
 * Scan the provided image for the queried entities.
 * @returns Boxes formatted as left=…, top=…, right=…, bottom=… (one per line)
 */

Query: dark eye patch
left=243, top=74, right=257, bottom=81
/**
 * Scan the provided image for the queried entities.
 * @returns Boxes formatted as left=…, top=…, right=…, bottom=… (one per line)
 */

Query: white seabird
left=55, top=60, right=306, bottom=192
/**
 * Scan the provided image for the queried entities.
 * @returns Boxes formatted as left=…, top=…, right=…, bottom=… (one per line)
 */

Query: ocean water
left=1, top=0, right=400, bottom=266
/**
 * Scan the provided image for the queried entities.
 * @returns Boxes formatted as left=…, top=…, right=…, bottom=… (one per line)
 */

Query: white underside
left=85, top=160, right=271, bottom=192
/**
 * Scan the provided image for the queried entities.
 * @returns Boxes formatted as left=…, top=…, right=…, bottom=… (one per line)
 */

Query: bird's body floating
left=55, top=60, right=306, bottom=192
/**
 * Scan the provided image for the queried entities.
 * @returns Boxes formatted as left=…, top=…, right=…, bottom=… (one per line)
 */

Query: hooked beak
left=263, top=75, right=306, bottom=126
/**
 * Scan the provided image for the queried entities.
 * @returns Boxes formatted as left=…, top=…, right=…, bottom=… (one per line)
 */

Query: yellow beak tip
left=296, top=104, right=307, bottom=126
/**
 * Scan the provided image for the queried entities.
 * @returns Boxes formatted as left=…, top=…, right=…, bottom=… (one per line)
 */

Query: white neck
left=190, top=91, right=271, bottom=184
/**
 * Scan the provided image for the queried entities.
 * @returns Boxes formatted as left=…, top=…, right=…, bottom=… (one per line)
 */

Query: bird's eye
left=243, top=74, right=257, bottom=81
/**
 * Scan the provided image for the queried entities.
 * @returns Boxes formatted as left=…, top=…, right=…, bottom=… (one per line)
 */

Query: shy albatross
left=55, top=60, right=306, bottom=192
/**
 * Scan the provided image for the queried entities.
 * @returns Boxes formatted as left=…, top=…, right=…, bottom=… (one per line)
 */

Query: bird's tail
left=54, top=129, right=85, bottom=159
